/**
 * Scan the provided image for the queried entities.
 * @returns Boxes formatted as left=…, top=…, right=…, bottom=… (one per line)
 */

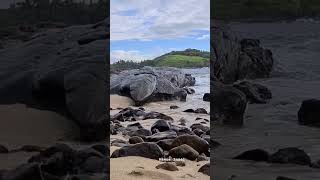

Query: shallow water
left=213, top=20, right=320, bottom=179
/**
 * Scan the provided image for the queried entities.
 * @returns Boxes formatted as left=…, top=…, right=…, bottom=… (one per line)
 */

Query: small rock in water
left=155, top=163, right=179, bottom=171
left=298, top=99, right=320, bottom=127
left=234, top=149, right=269, bottom=162
left=170, top=105, right=179, bottom=109
left=269, top=147, right=311, bottom=165
left=203, top=93, right=210, bottom=102
left=198, top=163, right=210, bottom=176
left=129, top=136, right=144, bottom=144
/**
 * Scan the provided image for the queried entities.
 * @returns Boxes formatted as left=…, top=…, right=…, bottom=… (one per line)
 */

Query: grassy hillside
left=111, top=49, right=210, bottom=72
left=213, top=0, right=320, bottom=20
left=155, top=54, right=209, bottom=68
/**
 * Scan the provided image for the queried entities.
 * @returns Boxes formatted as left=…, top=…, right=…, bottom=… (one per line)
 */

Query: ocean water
left=213, top=20, right=320, bottom=179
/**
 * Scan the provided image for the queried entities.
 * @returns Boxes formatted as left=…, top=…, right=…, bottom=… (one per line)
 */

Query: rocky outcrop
left=0, top=19, right=108, bottom=141
left=233, top=81, right=272, bottom=104
left=298, top=99, right=320, bottom=127
left=110, top=67, right=195, bottom=105
left=212, top=81, right=247, bottom=125
left=212, top=25, right=273, bottom=84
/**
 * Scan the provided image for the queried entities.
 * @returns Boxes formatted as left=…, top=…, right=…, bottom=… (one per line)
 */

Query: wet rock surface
left=110, top=67, right=196, bottom=105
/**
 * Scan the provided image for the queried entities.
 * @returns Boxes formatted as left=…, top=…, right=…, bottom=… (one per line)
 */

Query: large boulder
left=111, top=142, right=164, bottom=160
left=168, top=144, right=199, bottom=160
left=110, top=67, right=195, bottom=105
left=298, top=99, right=320, bottom=126
left=171, top=135, right=209, bottom=154
left=212, top=81, right=247, bottom=125
left=0, top=19, right=108, bottom=141
left=212, top=24, right=273, bottom=83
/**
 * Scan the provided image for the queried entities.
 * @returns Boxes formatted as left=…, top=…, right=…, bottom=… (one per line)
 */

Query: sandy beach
left=110, top=83, right=210, bottom=180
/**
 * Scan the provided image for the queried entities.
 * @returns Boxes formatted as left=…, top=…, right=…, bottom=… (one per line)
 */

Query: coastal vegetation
left=111, top=49, right=209, bottom=72
left=213, top=0, right=320, bottom=20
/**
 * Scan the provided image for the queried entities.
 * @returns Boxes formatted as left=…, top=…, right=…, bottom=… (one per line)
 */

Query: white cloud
left=111, top=50, right=157, bottom=63
left=111, top=0, right=210, bottom=41
left=196, top=34, right=210, bottom=40
left=111, top=47, right=179, bottom=63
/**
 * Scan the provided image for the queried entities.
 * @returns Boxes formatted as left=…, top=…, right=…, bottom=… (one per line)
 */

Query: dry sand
left=110, top=95, right=210, bottom=180
left=0, top=104, right=80, bottom=170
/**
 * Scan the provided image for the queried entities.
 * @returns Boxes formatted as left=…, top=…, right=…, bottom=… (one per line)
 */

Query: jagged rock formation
left=110, top=67, right=196, bottom=105
left=212, top=24, right=273, bottom=84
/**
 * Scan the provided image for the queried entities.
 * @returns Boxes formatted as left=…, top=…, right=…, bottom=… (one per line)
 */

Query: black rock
left=195, top=108, right=208, bottom=114
left=193, top=128, right=205, bottom=137
left=212, top=82, right=247, bottom=125
left=111, top=143, right=164, bottom=160
left=183, top=109, right=195, bottom=113
left=169, top=144, right=199, bottom=160
left=156, top=139, right=174, bottom=151
left=298, top=99, right=320, bottom=126
left=234, top=149, right=269, bottom=162
left=171, top=135, right=209, bottom=154
left=155, top=163, right=178, bottom=171
left=129, top=136, right=144, bottom=144
left=198, top=163, right=210, bottom=176
left=128, top=128, right=152, bottom=138
left=170, top=105, right=179, bottom=109
left=146, top=130, right=177, bottom=142
left=151, top=120, right=171, bottom=134
left=203, top=93, right=210, bottom=102
left=269, top=147, right=311, bottom=165
left=190, top=123, right=210, bottom=132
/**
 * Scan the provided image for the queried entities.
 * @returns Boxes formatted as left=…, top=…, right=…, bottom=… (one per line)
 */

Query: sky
left=111, top=0, right=210, bottom=63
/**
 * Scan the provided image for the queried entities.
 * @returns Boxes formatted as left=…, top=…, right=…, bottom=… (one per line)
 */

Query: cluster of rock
left=110, top=67, right=196, bottom=105
left=0, top=19, right=109, bottom=141
left=212, top=24, right=273, bottom=84
left=110, top=107, right=210, bottom=176
left=234, top=146, right=320, bottom=171
left=0, top=143, right=108, bottom=180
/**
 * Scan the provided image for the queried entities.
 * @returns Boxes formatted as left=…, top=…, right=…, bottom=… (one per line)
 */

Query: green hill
left=111, top=49, right=210, bottom=72
left=154, top=54, right=209, bottom=68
